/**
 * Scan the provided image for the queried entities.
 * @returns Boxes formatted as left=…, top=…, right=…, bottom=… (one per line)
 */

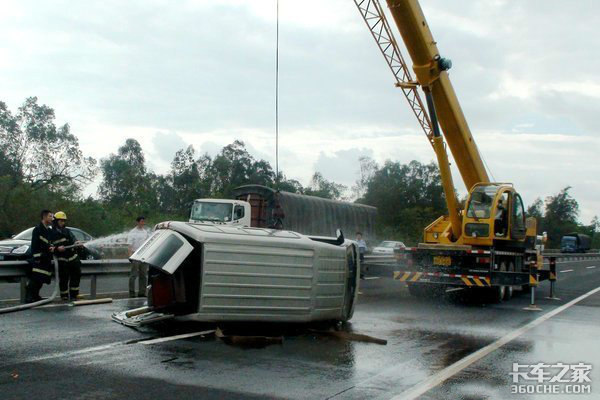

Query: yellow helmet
left=54, top=211, right=67, bottom=220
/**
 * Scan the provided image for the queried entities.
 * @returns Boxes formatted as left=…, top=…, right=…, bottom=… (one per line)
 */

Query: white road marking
left=0, top=341, right=124, bottom=367
left=364, top=277, right=380, bottom=280
left=554, top=260, right=598, bottom=264
left=390, top=285, right=600, bottom=400
left=561, top=269, right=574, bottom=273
left=586, top=266, right=597, bottom=269
left=140, top=330, right=215, bottom=345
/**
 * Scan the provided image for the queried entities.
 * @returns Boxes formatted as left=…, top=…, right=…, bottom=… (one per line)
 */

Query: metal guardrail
left=363, top=254, right=396, bottom=264
left=1, top=252, right=598, bottom=302
left=0, top=259, right=131, bottom=302
left=542, top=253, right=600, bottom=263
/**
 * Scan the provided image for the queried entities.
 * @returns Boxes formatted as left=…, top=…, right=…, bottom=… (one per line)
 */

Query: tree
left=352, top=156, right=378, bottom=200
left=304, top=172, right=347, bottom=200
left=168, top=146, right=214, bottom=215
left=360, top=160, right=445, bottom=244
left=527, top=198, right=544, bottom=220
left=543, top=187, right=580, bottom=247
left=98, top=139, right=152, bottom=212
left=589, top=216, right=600, bottom=249
left=210, top=140, right=276, bottom=197
left=277, top=175, right=304, bottom=194
left=0, top=97, right=96, bottom=193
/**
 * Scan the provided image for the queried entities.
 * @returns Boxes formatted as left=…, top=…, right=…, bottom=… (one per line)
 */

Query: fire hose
left=0, top=255, right=60, bottom=314
left=0, top=243, right=84, bottom=314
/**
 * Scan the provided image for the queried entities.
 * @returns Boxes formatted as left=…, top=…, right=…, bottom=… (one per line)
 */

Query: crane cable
left=275, top=0, right=280, bottom=190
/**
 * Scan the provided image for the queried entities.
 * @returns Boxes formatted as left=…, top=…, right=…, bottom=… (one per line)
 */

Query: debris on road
left=71, top=298, right=113, bottom=307
left=215, top=327, right=284, bottom=348
left=311, top=329, right=388, bottom=345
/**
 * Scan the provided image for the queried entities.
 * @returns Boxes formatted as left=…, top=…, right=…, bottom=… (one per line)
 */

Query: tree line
left=1, top=97, right=597, bottom=248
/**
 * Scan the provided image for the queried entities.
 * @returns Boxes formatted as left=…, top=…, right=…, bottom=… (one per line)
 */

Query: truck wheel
left=487, top=261, right=507, bottom=303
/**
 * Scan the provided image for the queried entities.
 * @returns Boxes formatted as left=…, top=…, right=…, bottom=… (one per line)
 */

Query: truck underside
left=395, top=243, right=550, bottom=302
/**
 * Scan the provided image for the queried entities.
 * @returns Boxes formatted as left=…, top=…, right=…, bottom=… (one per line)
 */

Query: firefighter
left=25, top=210, right=56, bottom=303
left=52, top=211, right=83, bottom=300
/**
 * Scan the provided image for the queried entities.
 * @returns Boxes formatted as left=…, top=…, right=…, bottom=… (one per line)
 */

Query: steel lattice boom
left=353, top=0, right=434, bottom=147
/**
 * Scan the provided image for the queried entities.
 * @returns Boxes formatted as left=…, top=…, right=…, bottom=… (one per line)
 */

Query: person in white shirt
left=356, top=232, right=368, bottom=279
left=127, top=216, right=150, bottom=297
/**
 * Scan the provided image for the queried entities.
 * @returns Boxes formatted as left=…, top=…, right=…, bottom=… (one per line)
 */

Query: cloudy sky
left=1, top=0, right=598, bottom=223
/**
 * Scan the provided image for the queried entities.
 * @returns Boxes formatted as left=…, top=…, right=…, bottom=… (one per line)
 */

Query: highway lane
left=0, top=259, right=599, bottom=399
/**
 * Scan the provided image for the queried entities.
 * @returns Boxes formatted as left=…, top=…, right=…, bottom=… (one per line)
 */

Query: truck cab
left=189, top=199, right=251, bottom=227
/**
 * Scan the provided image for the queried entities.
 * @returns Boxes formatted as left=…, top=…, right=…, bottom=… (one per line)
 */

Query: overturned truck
left=113, top=221, right=360, bottom=326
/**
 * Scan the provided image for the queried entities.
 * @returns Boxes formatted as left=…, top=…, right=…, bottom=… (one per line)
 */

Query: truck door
left=130, top=230, right=194, bottom=274
left=510, top=193, right=527, bottom=240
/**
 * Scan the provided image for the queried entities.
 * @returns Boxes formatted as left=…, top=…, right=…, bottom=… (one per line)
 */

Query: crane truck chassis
left=354, top=0, right=552, bottom=302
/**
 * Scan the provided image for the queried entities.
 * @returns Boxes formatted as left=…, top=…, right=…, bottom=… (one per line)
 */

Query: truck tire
left=486, top=261, right=507, bottom=303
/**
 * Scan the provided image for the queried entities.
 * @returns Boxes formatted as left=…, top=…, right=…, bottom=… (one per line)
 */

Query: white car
left=371, top=241, right=405, bottom=255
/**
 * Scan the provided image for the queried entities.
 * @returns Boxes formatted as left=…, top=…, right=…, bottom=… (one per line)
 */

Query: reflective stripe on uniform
left=33, top=253, right=42, bottom=258
left=53, top=238, right=67, bottom=244
left=39, top=236, right=49, bottom=244
left=58, top=254, right=79, bottom=262
left=32, top=268, right=51, bottom=276
left=69, top=287, right=80, bottom=291
left=61, top=290, right=69, bottom=294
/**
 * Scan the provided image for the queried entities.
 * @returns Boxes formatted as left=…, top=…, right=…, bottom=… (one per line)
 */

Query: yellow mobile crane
left=354, top=0, right=549, bottom=302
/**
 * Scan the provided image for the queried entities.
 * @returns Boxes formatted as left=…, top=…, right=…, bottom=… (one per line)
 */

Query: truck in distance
left=560, top=233, right=591, bottom=253
left=190, top=184, right=377, bottom=238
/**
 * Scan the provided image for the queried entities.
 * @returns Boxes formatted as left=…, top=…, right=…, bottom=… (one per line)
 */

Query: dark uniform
left=52, top=226, right=82, bottom=300
left=26, top=222, right=55, bottom=302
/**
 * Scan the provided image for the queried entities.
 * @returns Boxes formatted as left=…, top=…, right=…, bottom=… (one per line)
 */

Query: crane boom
left=353, top=0, right=434, bottom=148
left=385, top=0, right=489, bottom=191
left=354, top=0, right=545, bottom=303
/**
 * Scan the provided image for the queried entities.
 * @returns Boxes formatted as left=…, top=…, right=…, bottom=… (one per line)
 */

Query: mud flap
left=111, top=306, right=174, bottom=327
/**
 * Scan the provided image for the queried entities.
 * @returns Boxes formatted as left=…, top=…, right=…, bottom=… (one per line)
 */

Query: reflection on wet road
left=1, top=259, right=599, bottom=399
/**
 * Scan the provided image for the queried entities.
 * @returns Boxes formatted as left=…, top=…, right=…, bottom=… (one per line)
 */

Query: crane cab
left=462, top=183, right=535, bottom=248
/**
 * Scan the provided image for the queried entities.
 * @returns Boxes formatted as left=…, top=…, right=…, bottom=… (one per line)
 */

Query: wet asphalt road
left=1, top=259, right=599, bottom=400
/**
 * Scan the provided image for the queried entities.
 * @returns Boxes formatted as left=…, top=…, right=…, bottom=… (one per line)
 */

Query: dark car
left=0, top=227, right=101, bottom=261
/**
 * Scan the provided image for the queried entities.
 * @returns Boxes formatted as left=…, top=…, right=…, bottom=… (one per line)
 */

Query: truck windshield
left=191, top=202, right=233, bottom=222
left=561, top=237, right=576, bottom=247
left=466, top=185, right=499, bottom=219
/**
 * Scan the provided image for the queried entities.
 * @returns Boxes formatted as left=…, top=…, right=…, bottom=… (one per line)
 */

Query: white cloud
left=1, top=0, right=599, bottom=224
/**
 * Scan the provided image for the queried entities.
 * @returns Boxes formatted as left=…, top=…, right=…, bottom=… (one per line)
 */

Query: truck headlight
left=12, top=245, right=29, bottom=254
